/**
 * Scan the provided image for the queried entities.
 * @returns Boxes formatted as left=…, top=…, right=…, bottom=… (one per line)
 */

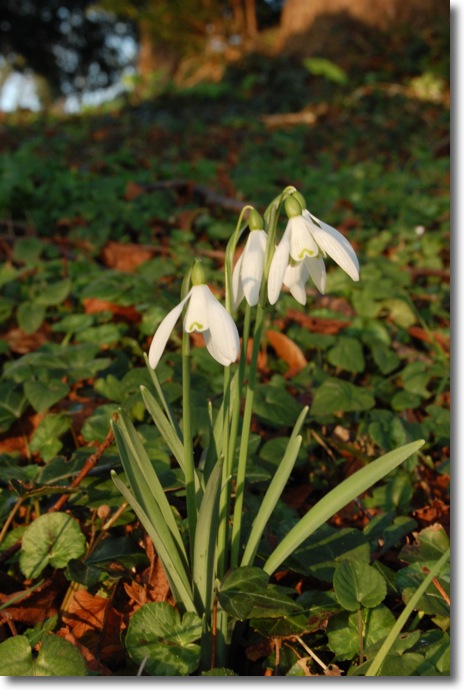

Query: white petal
left=203, top=289, right=240, bottom=365
left=267, top=229, right=290, bottom=305
left=288, top=281, right=307, bottom=305
left=288, top=215, right=319, bottom=261
left=184, top=284, right=209, bottom=333
left=284, top=261, right=310, bottom=305
left=203, top=330, right=235, bottom=366
left=232, top=252, right=245, bottom=311
left=305, top=257, right=326, bottom=294
left=305, top=211, right=360, bottom=281
left=241, top=230, right=267, bottom=306
left=148, top=292, right=191, bottom=368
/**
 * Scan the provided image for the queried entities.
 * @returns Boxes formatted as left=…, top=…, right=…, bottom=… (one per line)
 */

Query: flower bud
left=284, top=195, right=303, bottom=219
left=190, top=260, right=206, bottom=286
left=292, top=191, right=307, bottom=211
left=248, top=209, right=264, bottom=231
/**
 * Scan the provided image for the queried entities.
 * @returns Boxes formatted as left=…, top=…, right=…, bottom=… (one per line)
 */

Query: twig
left=49, top=422, right=116, bottom=513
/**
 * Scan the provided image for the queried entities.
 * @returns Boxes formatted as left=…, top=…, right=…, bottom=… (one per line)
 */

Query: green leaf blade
left=264, top=440, right=425, bottom=575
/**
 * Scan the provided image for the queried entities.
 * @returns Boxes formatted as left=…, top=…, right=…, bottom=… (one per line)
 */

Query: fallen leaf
left=2, top=326, right=49, bottom=354
left=82, top=298, right=140, bottom=322
left=101, top=241, right=154, bottom=272
left=61, top=588, right=108, bottom=640
left=266, top=330, right=307, bottom=376
left=124, top=181, right=146, bottom=201
left=57, top=626, right=111, bottom=675
left=285, top=309, right=350, bottom=335
left=0, top=574, right=67, bottom=626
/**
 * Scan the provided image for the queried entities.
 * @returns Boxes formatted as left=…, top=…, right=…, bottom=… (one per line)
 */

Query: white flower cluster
left=149, top=193, right=359, bottom=368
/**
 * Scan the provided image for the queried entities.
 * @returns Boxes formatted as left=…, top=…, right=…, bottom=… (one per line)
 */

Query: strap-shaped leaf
left=112, top=412, right=188, bottom=567
left=241, top=435, right=302, bottom=567
left=193, top=459, right=223, bottom=616
left=111, top=471, right=196, bottom=613
left=264, top=439, right=425, bottom=575
left=143, top=353, right=183, bottom=439
left=141, top=386, right=185, bottom=472
left=241, top=406, right=308, bottom=566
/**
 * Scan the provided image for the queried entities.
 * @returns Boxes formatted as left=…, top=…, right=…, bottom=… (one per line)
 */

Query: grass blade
left=264, top=439, right=425, bottom=575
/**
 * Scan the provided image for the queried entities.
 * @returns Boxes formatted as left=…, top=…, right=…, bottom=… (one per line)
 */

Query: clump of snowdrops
left=111, top=186, right=423, bottom=674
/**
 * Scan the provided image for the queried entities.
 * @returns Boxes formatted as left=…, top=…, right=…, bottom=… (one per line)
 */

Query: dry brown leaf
left=61, top=588, right=108, bottom=640
left=266, top=329, right=307, bottom=376
left=2, top=327, right=49, bottom=354
left=285, top=309, right=350, bottom=335
left=124, top=181, right=146, bottom=201
left=0, top=575, right=66, bottom=626
left=82, top=297, right=140, bottom=323
left=57, top=626, right=111, bottom=675
left=101, top=241, right=154, bottom=272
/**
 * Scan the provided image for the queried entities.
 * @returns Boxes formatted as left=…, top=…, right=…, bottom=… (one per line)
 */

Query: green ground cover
left=0, top=27, right=449, bottom=676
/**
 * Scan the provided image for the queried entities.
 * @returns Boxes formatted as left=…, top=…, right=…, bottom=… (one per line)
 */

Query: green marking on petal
left=188, top=321, right=204, bottom=331
left=299, top=249, right=316, bottom=258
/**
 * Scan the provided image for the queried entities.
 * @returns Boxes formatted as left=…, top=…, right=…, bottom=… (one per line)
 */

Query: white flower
left=232, top=229, right=268, bottom=309
left=148, top=284, right=240, bottom=368
left=268, top=210, right=359, bottom=305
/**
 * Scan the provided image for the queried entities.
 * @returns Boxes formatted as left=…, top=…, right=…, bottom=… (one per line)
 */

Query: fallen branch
left=143, top=179, right=247, bottom=213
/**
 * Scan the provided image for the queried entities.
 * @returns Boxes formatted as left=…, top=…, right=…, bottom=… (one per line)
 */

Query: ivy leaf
left=17, top=301, right=46, bottom=334
left=125, top=602, right=202, bottom=676
left=29, top=414, right=72, bottom=461
left=333, top=560, right=387, bottom=611
left=217, top=567, right=303, bottom=621
left=0, top=634, right=86, bottom=676
left=327, top=336, right=365, bottom=373
left=254, top=378, right=303, bottom=427
left=24, top=379, right=70, bottom=413
left=311, top=378, right=375, bottom=416
left=291, top=525, right=370, bottom=582
left=20, top=512, right=86, bottom=579
left=327, top=605, right=395, bottom=661
left=35, top=279, right=72, bottom=306
left=0, top=382, right=28, bottom=433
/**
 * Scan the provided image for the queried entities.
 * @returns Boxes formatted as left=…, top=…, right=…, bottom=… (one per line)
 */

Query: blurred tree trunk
left=280, top=0, right=448, bottom=52
left=231, top=0, right=258, bottom=38
left=136, top=17, right=180, bottom=92
left=244, top=0, right=258, bottom=38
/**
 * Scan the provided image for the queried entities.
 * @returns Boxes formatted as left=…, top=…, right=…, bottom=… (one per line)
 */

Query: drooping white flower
left=232, top=229, right=268, bottom=309
left=148, top=284, right=240, bottom=369
left=268, top=195, right=359, bottom=305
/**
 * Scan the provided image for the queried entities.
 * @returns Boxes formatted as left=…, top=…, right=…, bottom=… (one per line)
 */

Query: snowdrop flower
left=268, top=193, right=359, bottom=305
left=232, top=210, right=267, bottom=310
left=149, top=262, right=239, bottom=369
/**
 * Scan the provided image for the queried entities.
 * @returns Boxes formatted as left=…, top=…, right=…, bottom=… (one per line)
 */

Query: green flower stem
left=182, top=331, right=198, bottom=564
left=216, top=365, right=233, bottom=582
left=230, top=303, right=266, bottom=568
left=228, top=303, right=251, bottom=470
